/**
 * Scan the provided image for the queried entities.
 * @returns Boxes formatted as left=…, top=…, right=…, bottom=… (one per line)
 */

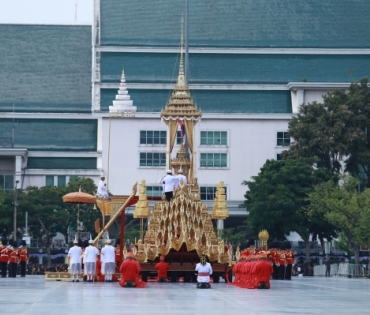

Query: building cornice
left=96, top=112, right=293, bottom=120
left=96, top=46, right=370, bottom=55
left=0, top=148, right=28, bottom=158
left=287, top=82, right=352, bottom=91
left=99, top=83, right=289, bottom=91
left=24, top=169, right=101, bottom=176
left=0, top=113, right=96, bottom=119
left=27, top=151, right=101, bottom=158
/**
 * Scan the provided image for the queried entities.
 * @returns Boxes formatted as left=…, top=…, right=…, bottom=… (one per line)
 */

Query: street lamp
left=13, top=180, right=19, bottom=242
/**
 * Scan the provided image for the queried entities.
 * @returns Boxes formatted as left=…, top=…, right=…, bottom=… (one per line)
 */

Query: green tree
left=308, top=175, right=370, bottom=266
left=285, top=78, right=370, bottom=186
left=0, top=177, right=99, bottom=265
left=241, top=158, right=337, bottom=260
left=24, top=185, right=69, bottom=265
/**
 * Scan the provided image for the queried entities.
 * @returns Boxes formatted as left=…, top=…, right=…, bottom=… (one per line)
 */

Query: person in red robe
left=155, top=255, right=170, bottom=282
left=119, top=252, right=146, bottom=288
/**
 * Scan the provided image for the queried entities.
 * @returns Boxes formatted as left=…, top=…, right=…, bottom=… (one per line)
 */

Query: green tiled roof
left=101, top=52, right=370, bottom=84
left=101, top=0, right=370, bottom=48
left=27, top=157, right=97, bottom=169
left=101, top=89, right=292, bottom=113
left=0, top=119, right=97, bottom=151
left=0, top=25, right=92, bottom=113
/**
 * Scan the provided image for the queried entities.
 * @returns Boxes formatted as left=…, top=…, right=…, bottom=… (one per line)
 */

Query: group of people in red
left=0, top=239, right=29, bottom=278
left=232, top=239, right=294, bottom=289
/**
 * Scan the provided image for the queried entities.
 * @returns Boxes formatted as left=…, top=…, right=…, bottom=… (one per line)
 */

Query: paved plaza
left=0, top=276, right=369, bottom=315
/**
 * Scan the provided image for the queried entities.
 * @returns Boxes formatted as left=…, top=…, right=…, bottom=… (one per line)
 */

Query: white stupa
left=109, top=69, right=137, bottom=116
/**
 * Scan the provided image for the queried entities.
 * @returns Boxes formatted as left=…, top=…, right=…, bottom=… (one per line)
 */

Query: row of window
left=140, top=152, right=228, bottom=168
left=141, top=130, right=228, bottom=146
left=45, top=175, right=77, bottom=187
left=140, top=130, right=290, bottom=147
left=146, top=185, right=227, bottom=201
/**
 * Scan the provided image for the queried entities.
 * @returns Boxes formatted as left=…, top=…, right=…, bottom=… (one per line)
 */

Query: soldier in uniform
left=19, top=240, right=29, bottom=277
left=284, top=241, right=294, bottom=280
left=278, top=243, right=286, bottom=280
left=0, top=239, right=9, bottom=277
left=9, top=241, right=19, bottom=278
left=7, top=242, right=14, bottom=277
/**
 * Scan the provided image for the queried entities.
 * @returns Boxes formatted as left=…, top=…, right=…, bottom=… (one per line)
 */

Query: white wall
left=101, top=116, right=291, bottom=201
left=0, top=0, right=93, bottom=25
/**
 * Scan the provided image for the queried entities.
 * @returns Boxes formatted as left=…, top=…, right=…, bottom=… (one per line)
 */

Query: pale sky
left=0, top=0, right=93, bottom=25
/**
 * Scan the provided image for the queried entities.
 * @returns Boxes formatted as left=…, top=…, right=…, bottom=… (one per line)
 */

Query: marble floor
left=0, top=276, right=369, bottom=315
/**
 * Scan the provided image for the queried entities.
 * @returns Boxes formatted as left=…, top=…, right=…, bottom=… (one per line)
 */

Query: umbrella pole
left=140, top=218, right=143, bottom=241
left=77, top=204, right=80, bottom=240
left=120, top=210, right=125, bottom=262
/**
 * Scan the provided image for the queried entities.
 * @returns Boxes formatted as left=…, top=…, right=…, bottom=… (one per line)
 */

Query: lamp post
left=13, top=180, right=19, bottom=242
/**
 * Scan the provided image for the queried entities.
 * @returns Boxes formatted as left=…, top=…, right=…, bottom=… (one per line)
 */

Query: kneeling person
left=119, top=252, right=145, bottom=288
left=195, top=255, right=212, bottom=288
left=155, top=255, right=170, bottom=282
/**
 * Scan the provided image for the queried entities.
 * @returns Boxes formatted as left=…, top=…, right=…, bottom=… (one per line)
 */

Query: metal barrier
left=314, top=263, right=369, bottom=278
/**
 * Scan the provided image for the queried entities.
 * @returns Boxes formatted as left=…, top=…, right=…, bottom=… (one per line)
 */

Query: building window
left=277, top=154, right=282, bottom=161
left=277, top=132, right=290, bottom=146
left=57, top=176, right=66, bottom=187
left=200, top=131, right=227, bottom=146
left=140, top=152, right=166, bottom=167
left=176, top=130, right=182, bottom=145
left=140, top=130, right=166, bottom=145
left=200, top=186, right=227, bottom=201
left=45, top=175, right=54, bottom=186
left=0, top=175, right=14, bottom=192
left=146, top=186, right=163, bottom=197
left=200, top=153, right=227, bottom=167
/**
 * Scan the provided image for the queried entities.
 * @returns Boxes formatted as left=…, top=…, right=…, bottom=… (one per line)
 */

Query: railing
left=314, top=263, right=370, bottom=278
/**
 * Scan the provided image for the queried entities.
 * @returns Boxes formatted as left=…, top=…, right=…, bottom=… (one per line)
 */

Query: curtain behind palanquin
left=184, top=120, right=195, bottom=183
left=169, top=120, right=177, bottom=153
left=184, top=120, right=194, bottom=153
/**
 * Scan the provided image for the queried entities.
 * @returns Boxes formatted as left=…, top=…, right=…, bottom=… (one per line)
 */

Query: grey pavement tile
left=1, top=276, right=370, bottom=315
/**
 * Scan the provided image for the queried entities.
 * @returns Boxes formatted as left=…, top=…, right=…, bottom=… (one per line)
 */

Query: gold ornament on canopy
left=211, top=181, right=229, bottom=220
left=258, top=229, right=269, bottom=250
left=133, top=180, right=151, bottom=219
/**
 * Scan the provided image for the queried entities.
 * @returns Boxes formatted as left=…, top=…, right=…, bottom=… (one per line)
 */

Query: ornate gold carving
left=133, top=180, right=150, bottom=219
left=211, top=181, right=229, bottom=220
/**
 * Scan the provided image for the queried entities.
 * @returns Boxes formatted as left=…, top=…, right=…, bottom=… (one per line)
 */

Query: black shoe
left=72, top=280, right=75, bottom=282
left=76, top=279, right=79, bottom=282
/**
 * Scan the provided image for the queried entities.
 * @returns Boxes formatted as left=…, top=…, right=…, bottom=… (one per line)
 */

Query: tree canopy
left=308, top=175, right=370, bottom=265
left=241, top=157, right=337, bottom=259
left=0, top=177, right=100, bottom=265
left=284, top=77, right=370, bottom=186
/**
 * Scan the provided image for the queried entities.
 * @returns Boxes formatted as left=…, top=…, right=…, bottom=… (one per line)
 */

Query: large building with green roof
left=1, top=0, right=370, bottom=222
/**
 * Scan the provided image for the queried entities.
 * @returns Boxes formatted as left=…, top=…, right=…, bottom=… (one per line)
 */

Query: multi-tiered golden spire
left=160, top=17, right=201, bottom=120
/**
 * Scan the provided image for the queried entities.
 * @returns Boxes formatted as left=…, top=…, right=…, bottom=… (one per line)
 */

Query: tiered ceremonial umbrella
left=63, top=188, right=96, bottom=239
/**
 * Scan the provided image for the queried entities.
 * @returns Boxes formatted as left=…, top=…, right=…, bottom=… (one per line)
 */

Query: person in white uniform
left=83, top=238, right=99, bottom=282
left=101, top=239, right=115, bottom=282
left=175, top=169, right=187, bottom=188
left=97, top=175, right=110, bottom=200
left=161, top=170, right=177, bottom=202
left=68, top=239, right=82, bottom=282
left=195, top=255, right=213, bottom=288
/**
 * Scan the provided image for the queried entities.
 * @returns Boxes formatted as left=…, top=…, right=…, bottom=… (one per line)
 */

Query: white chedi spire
left=109, top=69, right=137, bottom=116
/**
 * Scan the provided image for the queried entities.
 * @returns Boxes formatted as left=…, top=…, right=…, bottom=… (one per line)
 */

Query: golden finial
left=258, top=229, right=269, bottom=249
